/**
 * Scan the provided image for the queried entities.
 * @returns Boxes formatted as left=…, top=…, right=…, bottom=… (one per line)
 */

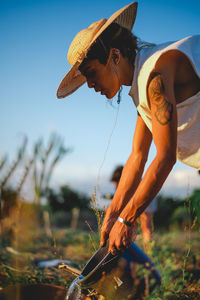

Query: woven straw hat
left=57, top=2, right=138, bottom=99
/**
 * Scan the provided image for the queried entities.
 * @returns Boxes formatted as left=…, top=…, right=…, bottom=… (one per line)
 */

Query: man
left=57, top=2, right=200, bottom=254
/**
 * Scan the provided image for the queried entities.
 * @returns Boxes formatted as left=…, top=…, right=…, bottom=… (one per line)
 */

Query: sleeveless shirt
left=129, top=35, right=200, bottom=169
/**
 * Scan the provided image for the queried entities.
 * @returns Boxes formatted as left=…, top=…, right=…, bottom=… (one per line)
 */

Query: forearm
left=120, top=153, right=176, bottom=223
left=108, top=151, right=147, bottom=216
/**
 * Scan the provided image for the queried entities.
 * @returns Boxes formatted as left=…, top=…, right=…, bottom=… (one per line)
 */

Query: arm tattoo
left=149, top=74, right=173, bottom=125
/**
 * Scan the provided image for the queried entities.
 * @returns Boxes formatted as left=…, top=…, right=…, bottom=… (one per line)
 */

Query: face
left=79, top=58, right=121, bottom=99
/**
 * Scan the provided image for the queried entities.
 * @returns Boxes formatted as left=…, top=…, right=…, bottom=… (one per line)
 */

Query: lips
left=94, top=87, right=106, bottom=95
left=94, top=87, right=100, bottom=92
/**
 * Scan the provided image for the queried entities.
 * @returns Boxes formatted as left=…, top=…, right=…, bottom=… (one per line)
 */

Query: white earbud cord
left=95, top=97, right=121, bottom=209
left=92, top=37, right=122, bottom=221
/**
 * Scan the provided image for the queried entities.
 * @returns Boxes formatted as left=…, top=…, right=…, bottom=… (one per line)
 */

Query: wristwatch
left=117, top=216, right=132, bottom=227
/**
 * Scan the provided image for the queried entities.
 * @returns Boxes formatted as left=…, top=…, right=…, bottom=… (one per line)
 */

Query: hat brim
left=57, top=62, right=87, bottom=97
left=57, top=2, right=138, bottom=99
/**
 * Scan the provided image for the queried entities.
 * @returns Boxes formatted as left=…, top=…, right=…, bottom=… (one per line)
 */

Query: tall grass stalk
left=182, top=197, right=192, bottom=285
left=85, top=220, right=99, bottom=251
left=90, top=189, right=105, bottom=232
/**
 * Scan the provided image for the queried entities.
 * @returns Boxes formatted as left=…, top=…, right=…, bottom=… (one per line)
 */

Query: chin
left=105, top=94, right=114, bottom=99
left=105, top=90, right=118, bottom=99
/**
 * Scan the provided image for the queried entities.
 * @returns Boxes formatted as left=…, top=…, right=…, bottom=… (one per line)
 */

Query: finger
left=115, top=241, right=123, bottom=251
left=100, top=231, right=108, bottom=247
left=122, top=239, right=128, bottom=249
left=122, top=237, right=131, bottom=249
left=108, top=240, right=116, bottom=254
left=111, top=248, right=117, bottom=256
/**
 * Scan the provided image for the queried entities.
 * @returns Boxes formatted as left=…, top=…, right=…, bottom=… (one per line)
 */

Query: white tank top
left=129, top=35, right=200, bottom=169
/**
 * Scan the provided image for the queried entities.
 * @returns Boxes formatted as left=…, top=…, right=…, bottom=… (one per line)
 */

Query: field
left=0, top=214, right=200, bottom=300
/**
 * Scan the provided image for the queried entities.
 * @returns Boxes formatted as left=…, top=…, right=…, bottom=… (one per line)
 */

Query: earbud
left=111, top=48, right=121, bottom=85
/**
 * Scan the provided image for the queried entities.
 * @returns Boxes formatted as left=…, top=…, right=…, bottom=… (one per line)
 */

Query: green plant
left=32, top=133, right=71, bottom=205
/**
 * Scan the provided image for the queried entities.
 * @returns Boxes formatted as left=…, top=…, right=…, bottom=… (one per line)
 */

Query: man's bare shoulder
left=149, top=50, right=200, bottom=103
left=153, top=49, right=199, bottom=84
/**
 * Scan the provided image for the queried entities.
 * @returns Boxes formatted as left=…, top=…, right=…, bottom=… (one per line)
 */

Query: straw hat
left=57, top=2, right=138, bottom=99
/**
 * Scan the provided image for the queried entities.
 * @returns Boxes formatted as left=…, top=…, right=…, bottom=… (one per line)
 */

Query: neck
left=119, top=57, right=134, bottom=86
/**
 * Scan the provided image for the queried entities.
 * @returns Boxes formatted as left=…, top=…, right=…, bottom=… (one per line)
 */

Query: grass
left=0, top=198, right=200, bottom=299
left=0, top=226, right=200, bottom=299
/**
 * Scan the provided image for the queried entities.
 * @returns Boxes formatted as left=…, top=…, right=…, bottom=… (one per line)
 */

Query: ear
left=111, top=48, right=121, bottom=65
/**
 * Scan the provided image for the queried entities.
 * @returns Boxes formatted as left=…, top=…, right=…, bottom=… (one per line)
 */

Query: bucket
left=66, top=241, right=161, bottom=300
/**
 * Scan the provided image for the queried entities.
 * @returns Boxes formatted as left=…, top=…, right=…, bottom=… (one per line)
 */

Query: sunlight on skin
left=79, top=48, right=134, bottom=99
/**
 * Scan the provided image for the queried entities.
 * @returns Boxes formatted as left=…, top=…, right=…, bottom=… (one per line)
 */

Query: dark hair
left=110, top=165, right=124, bottom=183
left=79, top=23, right=139, bottom=68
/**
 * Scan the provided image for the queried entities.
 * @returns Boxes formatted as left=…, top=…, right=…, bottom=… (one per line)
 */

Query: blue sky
left=1, top=0, right=200, bottom=198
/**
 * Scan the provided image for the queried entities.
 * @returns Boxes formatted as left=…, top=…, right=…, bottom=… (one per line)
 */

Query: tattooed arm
left=149, top=73, right=174, bottom=125
left=107, top=72, right=177, bottom=252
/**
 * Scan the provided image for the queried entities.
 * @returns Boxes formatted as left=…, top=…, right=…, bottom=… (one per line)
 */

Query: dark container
left=0, top=284, right=67, bottom=300
left=67, top=241, right=161, bottom=300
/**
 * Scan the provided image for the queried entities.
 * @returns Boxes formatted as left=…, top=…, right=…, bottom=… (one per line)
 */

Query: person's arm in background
left=107, top=69, right=177, bottom=253
left=101, top=113, right=152, bottom=246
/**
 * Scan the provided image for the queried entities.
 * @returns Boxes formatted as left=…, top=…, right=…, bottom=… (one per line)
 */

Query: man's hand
left=108, top=220, right=137, bottom=254
left=100, top=211, right=118, bottom=247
